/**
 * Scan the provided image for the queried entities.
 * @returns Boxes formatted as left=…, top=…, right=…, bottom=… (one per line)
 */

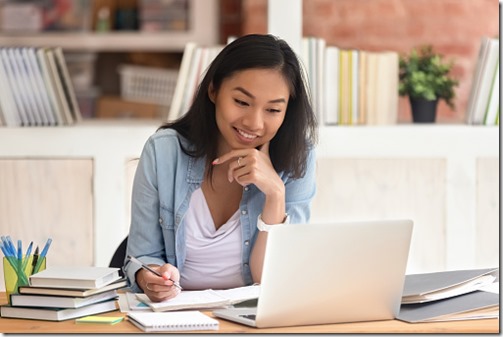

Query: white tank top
left=180, top=187, right=245, bottom=290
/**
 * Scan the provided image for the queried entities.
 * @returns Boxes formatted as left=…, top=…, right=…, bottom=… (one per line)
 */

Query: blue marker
left=25, top=241, right=33, bottom=258
left=3, top=236, right=15, bottom=256
left=17, top=240, right=22, bottom=261
left=0, top=237, right=11, bottom=256
left=0, top=243, right=11, bottom=258
left=39, top=238, right=52, bottom=259
left=17, top=240, right=22, bottom=271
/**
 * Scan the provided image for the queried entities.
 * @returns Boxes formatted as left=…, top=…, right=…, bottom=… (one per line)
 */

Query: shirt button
left=241, top=210, right=247, bottom=215
left=158, top=218, right=163, bottom=224
left=244, top=186, right=249, bottom=191
left=244, top=263, right=249, bottom=268
left=244, top=240, right=250, bottom=246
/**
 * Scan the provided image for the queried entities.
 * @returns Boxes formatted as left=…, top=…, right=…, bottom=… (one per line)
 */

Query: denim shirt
left=124, top=128, right=316, bottom=292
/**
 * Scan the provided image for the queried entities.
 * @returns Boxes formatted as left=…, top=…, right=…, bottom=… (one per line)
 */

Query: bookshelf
left=0, top=0, right=219, bottom=52
left=0, top=0, right=219, bottom=121
left=0, top=123, right=498, bottom=277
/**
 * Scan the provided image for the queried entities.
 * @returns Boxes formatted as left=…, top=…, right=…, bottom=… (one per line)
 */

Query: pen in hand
left=127, top=255, right=182, bottom=290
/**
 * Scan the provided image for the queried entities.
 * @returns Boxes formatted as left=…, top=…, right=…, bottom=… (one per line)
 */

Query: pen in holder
left=3, top=256, right=46, bottom=304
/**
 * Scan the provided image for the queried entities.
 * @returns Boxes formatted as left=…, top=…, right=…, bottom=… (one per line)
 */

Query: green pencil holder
left=3, top=256, right=46, bottom=304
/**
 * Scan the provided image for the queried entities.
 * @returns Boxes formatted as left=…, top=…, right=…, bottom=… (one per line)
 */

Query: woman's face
left=210, top=68, right=289, bottom=155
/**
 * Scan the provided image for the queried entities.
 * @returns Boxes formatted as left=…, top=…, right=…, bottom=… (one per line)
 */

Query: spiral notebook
left=127, top=311, right=219, bottom=332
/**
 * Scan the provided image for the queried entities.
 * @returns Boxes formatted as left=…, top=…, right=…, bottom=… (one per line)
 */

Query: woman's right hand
left=136, top=263, right=181, bottom=302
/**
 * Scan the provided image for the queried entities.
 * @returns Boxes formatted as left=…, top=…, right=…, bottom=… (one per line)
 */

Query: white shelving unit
left=0, top=123, right=498, bottom=271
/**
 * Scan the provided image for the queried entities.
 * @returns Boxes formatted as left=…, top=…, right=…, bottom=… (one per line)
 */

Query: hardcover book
left=10, top=289, right=118, bottom=309
left=19, top=278, right=127, bottom=297
left=29, top=266, right=120, bottom=289
left=0, top=299, right=117, bottom=321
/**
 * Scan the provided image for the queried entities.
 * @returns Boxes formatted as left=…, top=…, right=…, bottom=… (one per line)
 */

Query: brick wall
left=235, top=0, right=499, bottom=124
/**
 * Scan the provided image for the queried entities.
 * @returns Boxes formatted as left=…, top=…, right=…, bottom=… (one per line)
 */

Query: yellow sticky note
left=76, top=315, right=124, bottom=325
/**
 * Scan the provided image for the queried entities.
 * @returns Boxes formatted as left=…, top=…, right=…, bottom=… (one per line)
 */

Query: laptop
left=213, top=219, right=413, bottom=328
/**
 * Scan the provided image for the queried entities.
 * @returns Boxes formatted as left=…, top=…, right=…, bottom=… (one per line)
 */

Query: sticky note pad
left=76, top=315, right=124, bottom=325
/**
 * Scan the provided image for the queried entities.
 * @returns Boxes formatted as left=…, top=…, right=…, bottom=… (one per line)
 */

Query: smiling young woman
left=124, top=34, right=318, bottom=302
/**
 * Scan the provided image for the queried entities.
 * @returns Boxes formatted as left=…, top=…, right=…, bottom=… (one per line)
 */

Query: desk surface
left=0, top=293, right=498, bottom=333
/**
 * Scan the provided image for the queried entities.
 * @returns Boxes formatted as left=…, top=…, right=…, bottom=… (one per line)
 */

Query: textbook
left=0, top=298, right=117, bottom=321
left=397, top=291, right=499, bottom=323
left=29, top=266, right=121, bottom=289
left=127, top=311, right=219, bottom=332
left=135, top=284, right=260, bottom=312
left=401, top=268, right=498, bottom=304
left=10, top=289, right=118, bottom=309
left=19, top=278, right=127, bottom=297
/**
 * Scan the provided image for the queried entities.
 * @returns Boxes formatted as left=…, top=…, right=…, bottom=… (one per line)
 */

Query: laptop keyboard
left=240, top=314, right=256, bottom=321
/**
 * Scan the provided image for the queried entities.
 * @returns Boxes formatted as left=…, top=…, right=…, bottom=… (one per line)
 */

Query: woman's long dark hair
left=159, top=34, right=317, bottom=179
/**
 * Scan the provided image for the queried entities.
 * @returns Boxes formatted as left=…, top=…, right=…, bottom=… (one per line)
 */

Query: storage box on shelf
left=118, top=64, right=178, bottom=106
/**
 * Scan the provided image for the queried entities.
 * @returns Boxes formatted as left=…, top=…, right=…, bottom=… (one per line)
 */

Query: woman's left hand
left=212, top=142, right=284, bottom=198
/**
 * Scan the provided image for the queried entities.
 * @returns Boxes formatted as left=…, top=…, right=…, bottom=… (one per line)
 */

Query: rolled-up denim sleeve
left=285, top=147, right=317, bottom=224
left=124, top=137, right=168, bottom=293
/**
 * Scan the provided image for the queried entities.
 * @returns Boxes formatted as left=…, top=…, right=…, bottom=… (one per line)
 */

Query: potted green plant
left=399, top=45, right=459, bottom=123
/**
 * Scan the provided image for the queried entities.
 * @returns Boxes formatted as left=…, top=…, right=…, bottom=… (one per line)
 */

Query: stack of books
left=466, top=37, right=499, bottom=125
left=0, top=46, right=82, bottom=127
left=301, top=37, right=399, bottom=126
left=0, top=266, right=127, bottom=321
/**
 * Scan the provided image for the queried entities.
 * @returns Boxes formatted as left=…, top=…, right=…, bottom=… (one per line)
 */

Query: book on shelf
left=22, top=47, right=55, bottom=125
left=338, top=48, right=351, bottom=125
left=401, top=268, right=498, bottom=304
left=0, top=46, right=81, bottom=127
left=0, top=48, right=21, bottom=126
left=316, top=38, right=326, bottom=124
left=466, top=36, right=499, bottom=125
left=357, top=50, right=368, bottom=125
left=323, top=45, right=340, bottom=125
left=44, top=48, right=74, bottom=125
left=375, top=51, right=399, bottom=125
left=168, top=42, right=196, bottom=122
left=37, top=47, right=66, bottom=125
left=52, top=47, right=82, bottom=124
left=10, top=289, right=118, bottom=309
left=135, top=284, right=260, bottom=312
left=300, top=37, right=399, bottom=126
left=167, top=42, right=223, bottom=122
left=19, top=277, right=127, bottom=297
left=1, top=48, right=29, bottom=126
left=0, top=298, right=117, bottom=321
left=9, top=48, right=43, bottom=126
left=29, top=266, right=121, bottom=289
left=483, top=59, right=499, bottom=125
left=127, top=310, right=219, bottom=332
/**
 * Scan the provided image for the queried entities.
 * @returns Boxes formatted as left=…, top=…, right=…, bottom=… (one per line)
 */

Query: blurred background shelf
left=0, top=31, right=217, bottom=52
